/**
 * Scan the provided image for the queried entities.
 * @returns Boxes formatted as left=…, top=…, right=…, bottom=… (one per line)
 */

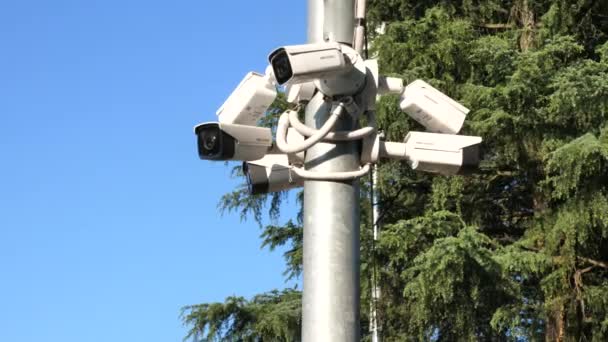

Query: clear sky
left=0, top=1, right=305, bottom=341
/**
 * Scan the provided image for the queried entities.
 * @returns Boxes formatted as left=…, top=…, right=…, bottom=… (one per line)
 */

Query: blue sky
left=0, top=1, right=305, bottom=341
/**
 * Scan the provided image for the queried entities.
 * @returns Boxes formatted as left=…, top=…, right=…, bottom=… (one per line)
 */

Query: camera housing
left=403, top=131, right=482, bottom=175
left=194, top=122, right=272, bottom=161
left=268, top=43, right=366, bottom=96
left=368, top=131, right=482, bottom=175
left=243, top=154, right=303, bottom=194
left=268, top=42, right=347, bottom=85
left=216, top=72, right=277, bottom=126
left=400, top=80, right=470, bottom=134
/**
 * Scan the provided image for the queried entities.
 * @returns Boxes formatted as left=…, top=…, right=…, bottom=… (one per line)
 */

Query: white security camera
left=372, top=131, right=482, bottom=175
left=403, top=132, right=481, bottom=175
left=194, top=122, right=272, bottom=161
left=268, top=42, right=366, bottom=96
left=243, top=154, right=303, bottom=194
left=217, top=72, right=277, bottom=126
left=268, top=42, right=347, bottom=85
left=400, top=80, right=470, bottom=134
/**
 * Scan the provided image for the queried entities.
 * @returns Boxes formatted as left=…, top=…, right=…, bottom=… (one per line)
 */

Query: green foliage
left=182, top=289, right=301, bottom=341
left=401, top=228, right=512, bottom=340
left=260, top=220, right=303, bottom=280
left=185, top=1, right=608, bottom=341
left=374, top=7, right=478, bottom=84
left=544, top=132, right=608, bottom=200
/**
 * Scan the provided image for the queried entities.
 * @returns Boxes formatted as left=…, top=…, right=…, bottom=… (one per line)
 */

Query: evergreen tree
left=182, top=1, right=608, bottom=340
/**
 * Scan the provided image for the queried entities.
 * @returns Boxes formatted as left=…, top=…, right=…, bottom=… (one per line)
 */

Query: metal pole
left=303, top=1, right=359, bottom=341
left=371, top=163, right=381, bottom=342
left=307, top=0, right=355, bottom=44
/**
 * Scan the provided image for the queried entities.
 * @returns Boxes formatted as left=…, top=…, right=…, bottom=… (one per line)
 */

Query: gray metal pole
left=371, top=163, right=381, bottom=342
left=307, top=0, right=355, bottom=44
left=302, top=1, right=359, bottom=341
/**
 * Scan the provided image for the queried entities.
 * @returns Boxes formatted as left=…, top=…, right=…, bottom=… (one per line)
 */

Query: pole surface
left=307, top=0, right=354, bottom=44
left=302, top=1, right=360, bottom=341
left=371, top=163, right=381, bottom=342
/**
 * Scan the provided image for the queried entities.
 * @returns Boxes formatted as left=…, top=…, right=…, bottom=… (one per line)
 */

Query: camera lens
left=197, top=125, right=222, bottom=158
left=200, top=129, right=220, bottom=156
left=271, top=50, right=293, bottom=85
left=195, top=123, right=236, bottom=160
left=203, top=131, right=217, bottom=151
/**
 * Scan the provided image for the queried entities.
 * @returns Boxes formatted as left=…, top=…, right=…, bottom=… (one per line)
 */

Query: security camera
left=194, top=122, right=272, bottom=161
left=216, top=71, right=277, bottom=126
left=400, top=80, right=469, bottom=134
left=268, top=42, right=366, bottom=96
left=374, top=131, right=482, bottom=175
left=268, top=42, right=346, bottom=85
left=403, top=132, right=482, bottom=175
left=243, top=154, right=303, bottom=194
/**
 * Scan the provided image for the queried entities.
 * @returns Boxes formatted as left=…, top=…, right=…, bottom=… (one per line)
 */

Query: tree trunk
left=546, top=303, right=566, bottom=342
left=512, top=0, right=536, bottom=51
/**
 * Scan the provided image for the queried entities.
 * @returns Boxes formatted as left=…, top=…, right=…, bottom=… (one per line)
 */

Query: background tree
left=182, top=1, right=608, bottom=340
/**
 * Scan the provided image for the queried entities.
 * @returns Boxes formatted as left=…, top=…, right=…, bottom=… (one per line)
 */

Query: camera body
left=268, top=43, right=366, bottom=96
left=194, top=122, right=272, bottom=161
left=403, top=131, right=482, bottom=175
left=400, top=80, right=469, bottom=134
left=243, top=154, right=303, bottom=194
left=216, top=72, right=277, bottom=126
left=269, top=42, right=347, bottom=85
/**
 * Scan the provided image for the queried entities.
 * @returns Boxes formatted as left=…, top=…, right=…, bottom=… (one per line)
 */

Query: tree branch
left=479, top=23, right=514, bottom=29
left=517, top=245, right=608, bottom=270
left=577, top=256, right=608, bottom=269
left=476, top=23, right=543, bottom=29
